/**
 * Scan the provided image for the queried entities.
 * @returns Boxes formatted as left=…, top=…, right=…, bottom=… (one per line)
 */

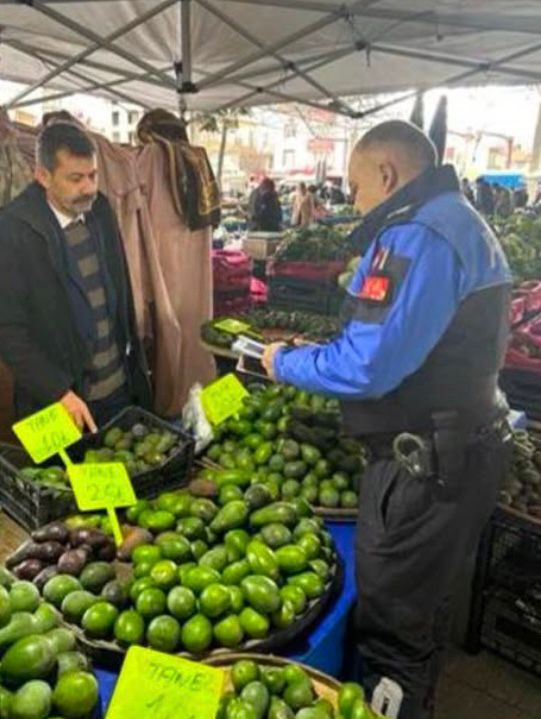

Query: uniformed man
left=262, top=120, right=512, bottom=719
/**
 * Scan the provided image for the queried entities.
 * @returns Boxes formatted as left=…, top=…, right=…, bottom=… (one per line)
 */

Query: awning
left=2, top=1, right=541, bottom=117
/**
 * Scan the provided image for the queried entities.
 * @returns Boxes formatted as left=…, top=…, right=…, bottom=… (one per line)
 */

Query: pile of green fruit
left=0, top=572, right=99, bottom=719
left=201, top=311, right=340, bottom=351
left=16, top=466, right=70, bottom=492
left=499, top=429, right=541, bottom=519
left=275, top=227, right=351, bottom=263
left=82, top=420, right=180, bottom=476
left=201, top=384, right=365, bottom=512
left=218, top=658, right=378, bottom=719
left=46, top=488, right=337, bottom=657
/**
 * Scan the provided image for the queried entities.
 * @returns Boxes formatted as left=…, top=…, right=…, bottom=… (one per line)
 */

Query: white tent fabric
left=2, top=0, right=541, bottom=116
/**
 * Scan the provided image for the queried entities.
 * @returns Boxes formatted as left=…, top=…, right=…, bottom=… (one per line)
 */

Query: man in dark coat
left=0, top=122, right=151, bottom=430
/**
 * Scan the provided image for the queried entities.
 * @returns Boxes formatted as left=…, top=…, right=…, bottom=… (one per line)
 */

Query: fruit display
left=14, top=466, right=70, bottom=491
left=6, top=521, right=116, bottom=587
left=42, top=487, right=338, bottom=659
left=338, top=257, right=362, bottom=290
left=499, top=429, right=541, bottom=519
left=201, top=312, right=341, bottom=350
left=215, top=656, right=378, bottom=719
left=275, top=227, right=352, bottom=263
left=81, top=420, right=180, bottom=476
left=0, top=572, right=100, bottom=719
left=494, top=212, right=541, bottom=283
left=200, top=383, right=365, bottom=514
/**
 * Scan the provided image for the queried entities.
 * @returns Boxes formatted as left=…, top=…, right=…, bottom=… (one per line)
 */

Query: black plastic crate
left=268, top=277, right=341, bottom=316
left=466, top=507, right=541, bottom=654
left=0, top=443, right=78, bottom=531
left=481, top=587, right=541, bottom=676
left=69, top=406, right=195, bottom=498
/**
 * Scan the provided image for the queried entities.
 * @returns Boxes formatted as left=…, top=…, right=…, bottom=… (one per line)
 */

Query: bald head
left=349, top=120, right=437, bottom=215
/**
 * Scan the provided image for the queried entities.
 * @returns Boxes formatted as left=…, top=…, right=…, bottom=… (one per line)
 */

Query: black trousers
left=353, top=428, right=510, bottom=719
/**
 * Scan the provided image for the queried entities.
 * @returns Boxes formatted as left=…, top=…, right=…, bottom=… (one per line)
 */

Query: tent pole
left=195, top=0, right=355, bottom=115
left=4, top=0, right=177, bottom=109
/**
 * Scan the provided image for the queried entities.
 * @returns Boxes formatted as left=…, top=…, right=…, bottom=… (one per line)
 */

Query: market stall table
left=95, top=520, right=357, bottom=713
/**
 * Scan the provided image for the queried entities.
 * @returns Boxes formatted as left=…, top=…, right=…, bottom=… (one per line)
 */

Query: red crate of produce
left=510, top=293, right=526, bottom=326
left=266, top=259, right=345, bottom=282
left=518, top=280, right=541, bottom=314
left=212, top=250, right=252, bottom=292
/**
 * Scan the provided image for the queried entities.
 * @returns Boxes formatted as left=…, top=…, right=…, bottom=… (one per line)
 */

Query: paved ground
left=436, top=648, right=541, bottom=719
left=1, top=512, right=539, bottom=717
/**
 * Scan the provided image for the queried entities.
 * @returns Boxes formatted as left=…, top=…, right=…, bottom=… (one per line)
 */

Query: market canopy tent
left=2, top=0, right=541, bottom=117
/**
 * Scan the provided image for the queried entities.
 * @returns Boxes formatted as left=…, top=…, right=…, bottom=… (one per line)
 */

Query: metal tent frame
left=2, top=0, right=541, bottom=117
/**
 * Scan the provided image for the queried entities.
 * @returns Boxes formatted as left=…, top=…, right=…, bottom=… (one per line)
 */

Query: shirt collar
left=352, top=164, right=460, bottom=251
left=48, top=202, right=85, bottom=229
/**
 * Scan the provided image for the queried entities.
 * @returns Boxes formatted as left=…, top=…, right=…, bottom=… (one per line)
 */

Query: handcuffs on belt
left=392, top=432, right=435, bottom=480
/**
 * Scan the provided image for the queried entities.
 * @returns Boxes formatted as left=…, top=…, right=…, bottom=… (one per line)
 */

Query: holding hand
left=261, top=342, right=286, bottom=380
left=61, top=390, right=97, bottom=433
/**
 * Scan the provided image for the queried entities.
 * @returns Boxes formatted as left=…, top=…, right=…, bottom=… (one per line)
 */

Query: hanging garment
left=137, top=110, right=221, bottom=231
left=0, top=110, right=32, bottom=208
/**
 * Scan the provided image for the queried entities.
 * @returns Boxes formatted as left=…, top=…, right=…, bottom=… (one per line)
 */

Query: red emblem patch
left=358, top=275, right=391, bottom=302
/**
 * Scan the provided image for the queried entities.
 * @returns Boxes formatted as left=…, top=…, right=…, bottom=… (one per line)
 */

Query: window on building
left=128, top=111, right=139, bottom=125
left=284, top=122, right=296, bottom=139
left=283, top=149, right=295, bottom=168
left=112, top=111, right=119, bottom=126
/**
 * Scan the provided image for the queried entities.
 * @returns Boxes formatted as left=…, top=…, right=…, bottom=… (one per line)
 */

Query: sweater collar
left=356, top=164, right=460, bottom=247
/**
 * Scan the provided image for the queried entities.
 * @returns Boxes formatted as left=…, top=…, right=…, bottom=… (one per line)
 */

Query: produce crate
left=518, top=280, right=541, bottom=316
left=0, top=443, right=78, bottom=531
left=481, top=588, right=541, bottom=677
left=213, top=250, right=253, bottom=292
left=268, top=277, right=342, bottom=316
left=510, top=293, right=526, bottom=326
left=243, top=232, right=284, bottom=260
left=70, top=406, right=195, bottom=497
left=467, top=507, right=541, bottom=673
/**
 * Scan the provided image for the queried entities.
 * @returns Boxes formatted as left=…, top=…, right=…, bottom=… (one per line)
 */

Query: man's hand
left=60, top=391, right=97, bottom=433
left=262, top=342, right=286, bottom=380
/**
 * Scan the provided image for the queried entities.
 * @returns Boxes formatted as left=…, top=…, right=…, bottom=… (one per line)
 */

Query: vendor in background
left=262, top=120, right=512, bottom=719
left=252, top=177, right=282, bottom=232
left=0, top=122, right=151, bottom=430
left=494, top=183, right=514, bottom=218
left=291, top=182, right=315, bottom=227
left=475, top=176, right=495, bottom=216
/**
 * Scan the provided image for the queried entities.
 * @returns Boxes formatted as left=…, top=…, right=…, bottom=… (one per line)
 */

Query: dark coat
left=254, top=190, right=282, bottom=232
left=0, top=182, right=152, bottom=418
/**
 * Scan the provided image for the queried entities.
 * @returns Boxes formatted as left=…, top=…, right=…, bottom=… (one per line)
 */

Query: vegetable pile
left=495, top=213, right=541, bottom=283
left=499, top=429, right=541, bottom=519
left=274, top=228, right=351, bottom=263
left=6, top=522, right=115, bottom=588
left=219, top=658, right=377, bottom=719
left=201, top=383, right=365, bottom=512
left=37, top=487, right=337, bottom=656
left=0, top=571, right=99, bottom=719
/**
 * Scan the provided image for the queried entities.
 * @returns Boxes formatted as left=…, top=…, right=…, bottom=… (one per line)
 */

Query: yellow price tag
left=214, top=318, right=251, bottom=335
left=67, top=463, right=136, bottom=511
left=13, top=403, right=82, bottom=464
left=201, top=373, right=248, bottom=426
left=67, top=462, right=137, bottom=547
left=106, top=646, right=224, bottom=719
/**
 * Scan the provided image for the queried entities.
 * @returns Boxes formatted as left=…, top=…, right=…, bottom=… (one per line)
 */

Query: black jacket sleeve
left=0, top=234, right=72, bottom=405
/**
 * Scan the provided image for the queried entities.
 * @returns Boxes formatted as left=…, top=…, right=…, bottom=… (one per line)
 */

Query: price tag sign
left=13, top=402, right=82, bottom=464
left=201, top=373, right=248, bottom=426
left=214, top=318, right=251, bottom=335
left=106, top=646, right=224, bottom=719
left=67, top=463, right=136, bottom=511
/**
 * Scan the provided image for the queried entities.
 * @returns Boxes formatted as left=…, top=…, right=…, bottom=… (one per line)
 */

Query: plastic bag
left=182, top=383, right=213, bottom=454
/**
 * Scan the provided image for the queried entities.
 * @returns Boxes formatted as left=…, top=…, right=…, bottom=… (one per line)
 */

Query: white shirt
left=48, top=202, right=84, bottom=229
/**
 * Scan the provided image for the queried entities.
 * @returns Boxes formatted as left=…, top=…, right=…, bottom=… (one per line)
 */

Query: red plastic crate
left=510, top=294, right=526, bottom=326
left=212, top=250, right=253, bottom=292
left=519, top=281, right=541, bottom=314
left=266, top=259, right=345, bottom=282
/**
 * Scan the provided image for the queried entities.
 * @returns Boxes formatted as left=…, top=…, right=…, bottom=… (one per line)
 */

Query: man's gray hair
left=36, top=122, right=95, bottom=172
left=357, top=120, right=438, bottom=170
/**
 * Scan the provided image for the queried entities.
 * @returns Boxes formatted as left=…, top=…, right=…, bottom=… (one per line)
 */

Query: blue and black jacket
left=273, top=165, right=512, bottom=436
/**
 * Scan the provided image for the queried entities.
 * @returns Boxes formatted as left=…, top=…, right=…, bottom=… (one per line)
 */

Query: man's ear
left=34, top=165, right=51, bottom=189
left=379, top=161, right=398, bottom=195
